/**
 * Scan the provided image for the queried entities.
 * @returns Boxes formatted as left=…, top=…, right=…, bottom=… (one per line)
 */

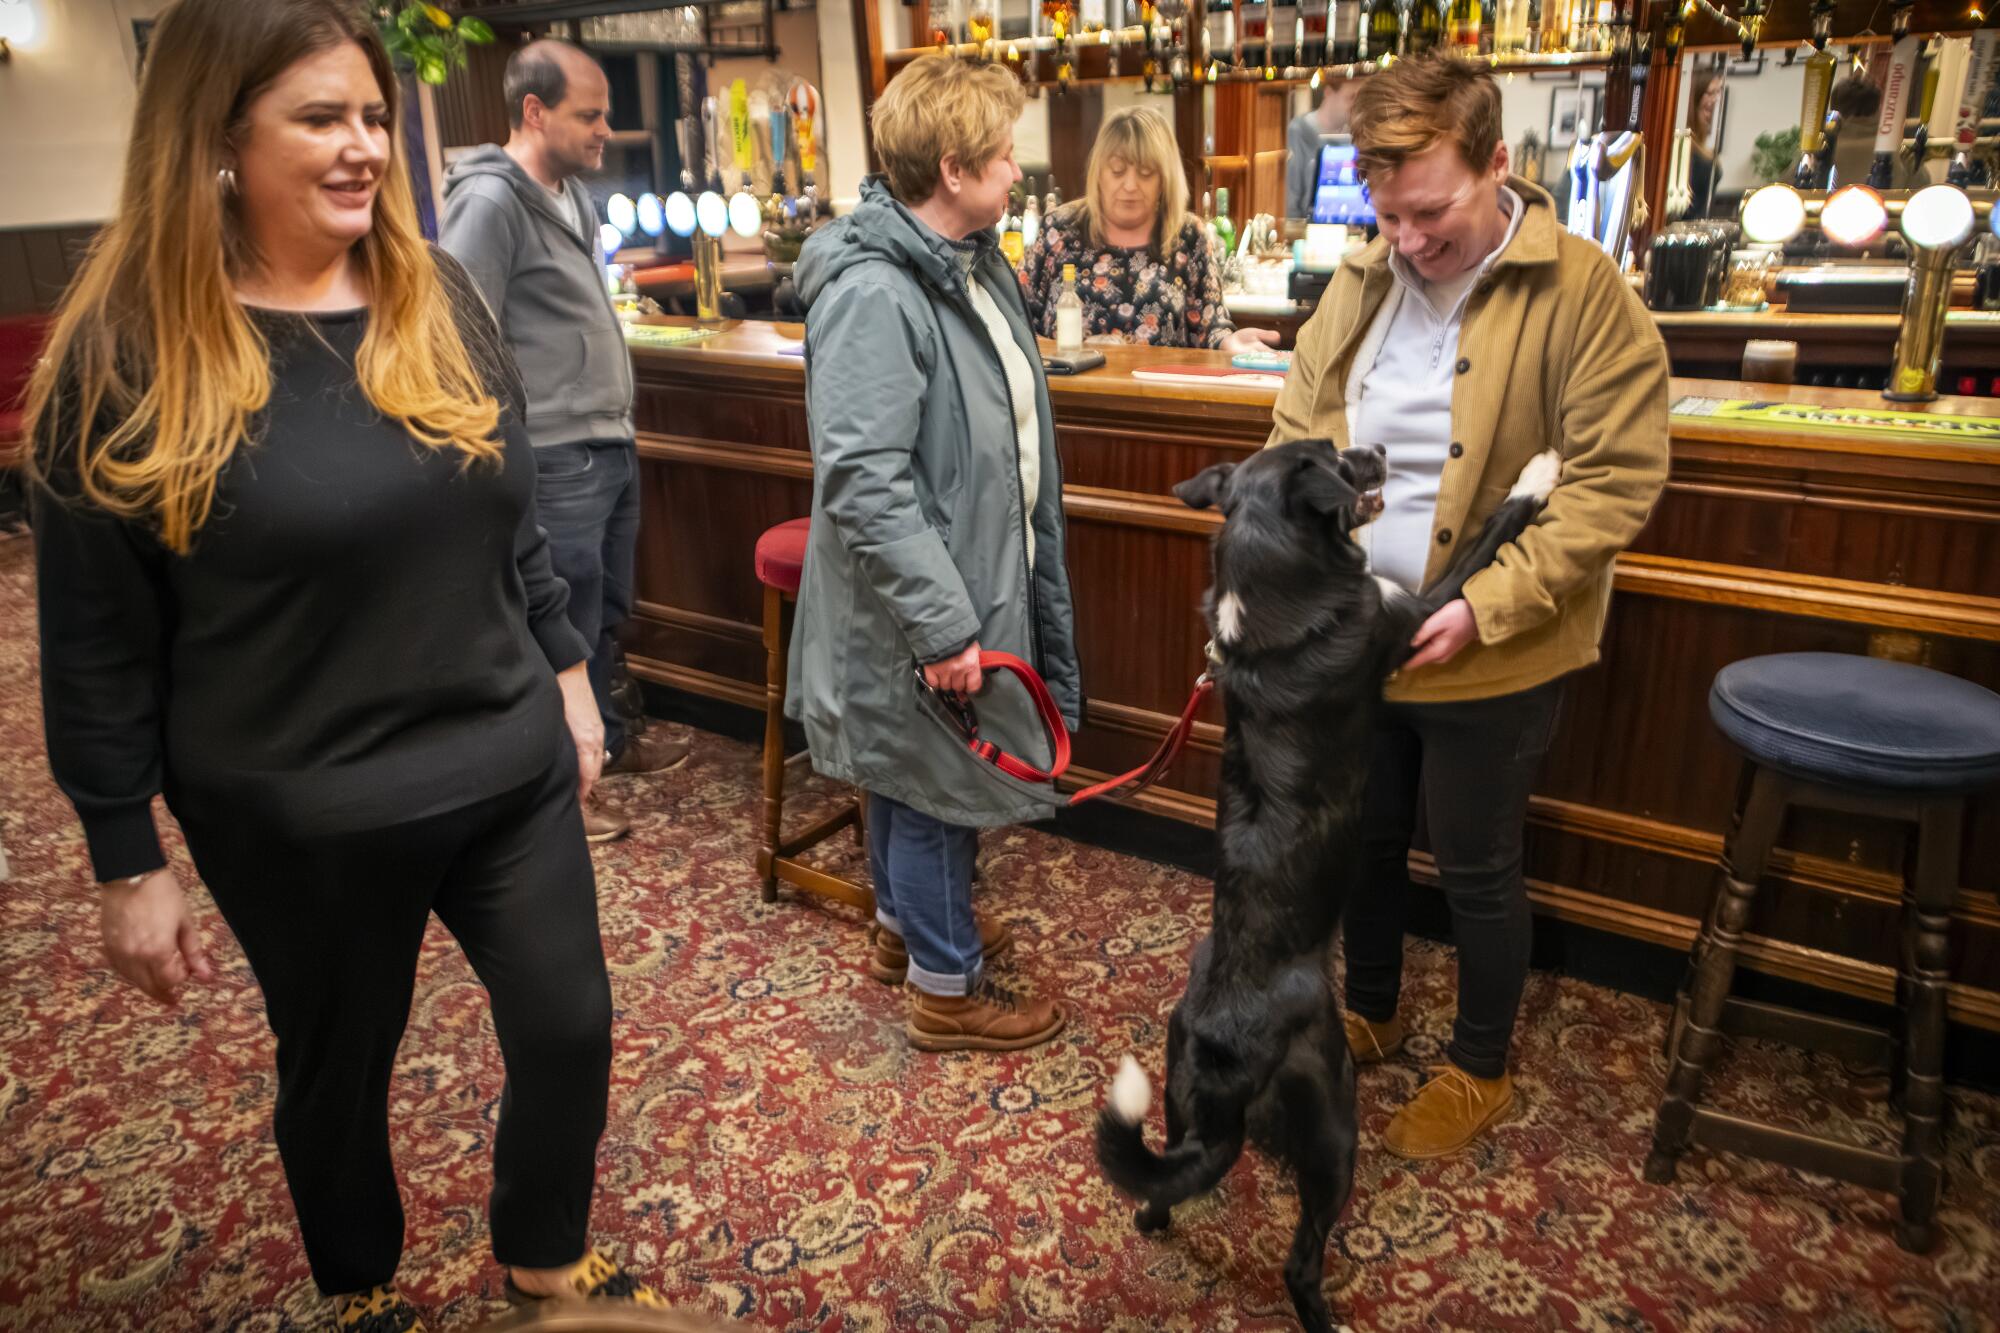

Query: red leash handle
left=919, top=650, right=1212, bottom=806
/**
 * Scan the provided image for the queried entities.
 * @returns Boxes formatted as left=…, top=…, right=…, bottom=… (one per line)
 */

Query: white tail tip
left=1509, top=449, right=1561, bottom=503
left=1109, top=1054, right=1152, bottom=1124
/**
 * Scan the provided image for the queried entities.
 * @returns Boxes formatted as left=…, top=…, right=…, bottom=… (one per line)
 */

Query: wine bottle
left=1447, top=0, right=1482, bottom=51
left=1331, top=0, right=1360, bottom=63
left=1214, top=186, right=1239, bottom=256
left=1362, top=0, right=1400, bottom=61
left=1405, top=0, right=1443, bottom=55
left=1055, top=263, right=1086, bottom=349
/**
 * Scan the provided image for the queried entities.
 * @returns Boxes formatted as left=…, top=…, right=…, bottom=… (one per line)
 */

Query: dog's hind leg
left=1136, top=1011, right=1193, bottom=1235
left=1278, top=1069, right=1358, bottom=1333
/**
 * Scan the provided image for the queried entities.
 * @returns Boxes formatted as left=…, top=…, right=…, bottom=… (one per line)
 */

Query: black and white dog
left=1095, top=439, right=1559, bottom=1332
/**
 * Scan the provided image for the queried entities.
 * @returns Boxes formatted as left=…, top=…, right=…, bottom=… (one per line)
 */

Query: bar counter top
left=620, top=314, right=2000, bottom=1033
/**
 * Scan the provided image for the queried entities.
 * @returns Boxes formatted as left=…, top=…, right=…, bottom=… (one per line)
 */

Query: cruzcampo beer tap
left=1871, top=29, right=1922, bottom=189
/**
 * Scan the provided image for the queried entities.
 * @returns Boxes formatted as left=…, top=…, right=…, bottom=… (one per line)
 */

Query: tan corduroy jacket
left=1267, top=177, right=1670, bottom=703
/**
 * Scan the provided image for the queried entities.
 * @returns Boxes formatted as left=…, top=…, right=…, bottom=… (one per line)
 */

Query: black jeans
left=1342, top=679, right=1563, bottom=1080
left=535, top=439, right=642, bottom=760
left=178, top=758, right=612, bottom=1295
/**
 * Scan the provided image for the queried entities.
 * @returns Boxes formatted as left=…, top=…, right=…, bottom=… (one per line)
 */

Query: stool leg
left=1895, top=798, right=1962, bottom=1254
left=758, top=585, right=787, bottom=904
left=1646, top=764, right=1786, bottom=1185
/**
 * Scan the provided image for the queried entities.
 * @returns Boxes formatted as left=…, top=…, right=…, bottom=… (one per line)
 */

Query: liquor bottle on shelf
left=1447, top=0, right=1482, bottom=52
left=1055, top=263, right=1085, bottom=350
left=1214, top=186, right=1238, bottom=257
left=1405, top=0, right=1443, bottom=55
left=1494, top=0, right=1528, bottom=54
left=1362, top=0, right=1400, bottom=61
left=1022, top=186, right=1042, bottom=250
left=1046, top=180, right=1064, bottom=214
left=928, top=0, right=953, bottom=47
left=1001, top=186, right=1026, bottom=267
left=1541, top=0, right=1571, bottom=53
left=1330, top=0, right=1359, bottom=63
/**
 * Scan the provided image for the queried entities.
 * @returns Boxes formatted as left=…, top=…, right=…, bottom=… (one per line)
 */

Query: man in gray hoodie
left=441, top=40, right=686, bottom=843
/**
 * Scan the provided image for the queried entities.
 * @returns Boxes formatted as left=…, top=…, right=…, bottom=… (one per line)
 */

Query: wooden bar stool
left=1645, top=652, right=2000, bottom=1252
left=753, top=518, right=871, bottom=912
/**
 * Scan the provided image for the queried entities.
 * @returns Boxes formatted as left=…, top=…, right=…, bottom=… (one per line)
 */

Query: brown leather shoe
left=869, top=915, right=1015, bottom=985
left=1383, top=1063, right=1515, bottom=1159
left=601, top=731, right=691, bottom=778
left=1343, top=1011, right=1405, bottom=1064
left=333, top=1283, right=426, bottom=1331
left=907, top=978, right=1064, bottom=1052
left=582, top=802, right=631, bottom=844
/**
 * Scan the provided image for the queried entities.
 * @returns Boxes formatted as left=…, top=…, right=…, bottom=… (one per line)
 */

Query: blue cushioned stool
left=1645, top=653, right=2000, bottom=1252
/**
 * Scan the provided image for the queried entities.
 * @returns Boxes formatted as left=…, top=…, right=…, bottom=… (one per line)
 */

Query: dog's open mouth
left=1355, top=489, right=1385, bottom=524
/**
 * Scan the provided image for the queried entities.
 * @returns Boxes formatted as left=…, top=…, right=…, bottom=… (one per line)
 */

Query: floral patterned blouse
left=1020, top=205, right=1237, bottom=349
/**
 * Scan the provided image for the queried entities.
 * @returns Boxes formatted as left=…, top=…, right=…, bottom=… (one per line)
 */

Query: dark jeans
left=535, top=439, right=641, bottom=760
left=1342, top=679, right=1563, bottom=1080
left=178, top=758, right=612, bottom=1295
left=866, top=792, right=982, bottom=996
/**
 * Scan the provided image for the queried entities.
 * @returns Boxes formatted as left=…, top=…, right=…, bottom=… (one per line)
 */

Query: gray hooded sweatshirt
left=788, top=177, right=1082, bottom=828
left=439, top=145, right=635, bottom=447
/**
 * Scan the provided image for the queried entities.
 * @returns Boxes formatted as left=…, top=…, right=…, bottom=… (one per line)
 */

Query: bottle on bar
left=1330, top=0, right=1359, bottom=63
left=1214, top=186, right=1239, bottom=257
left=1447, top=0, right=1483, bottom=53
left=1046, top=179, right=1063, bottom=213
left=1022, top=185, right=1042, bottom=250
left=1056, top=263, right=1086, bottom=349
left=1001, top=187, right=1026, bottom=267
left=1362, top=0, right=1400, bottom=61
left=1494, top=0, right=1527, bottom=53
left=1541, top=0, right=1571, bottom=53
left=1405, top=0, right=1443, bottom=56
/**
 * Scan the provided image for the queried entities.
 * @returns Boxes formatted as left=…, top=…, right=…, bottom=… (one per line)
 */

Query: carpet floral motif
left=1, top=535, right=1996, bottom=1331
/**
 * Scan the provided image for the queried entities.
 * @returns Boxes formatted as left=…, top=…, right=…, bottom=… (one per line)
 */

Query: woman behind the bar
left=26, top=0, right=665, bottom=1326
left=1020, top=107, right=1280, bottom=354
left=1687, top=65, right=1724, bottom=216
left=1268, top=54, right=1669, bottom=1160
left=791, top=56, right=1080, bottom=1052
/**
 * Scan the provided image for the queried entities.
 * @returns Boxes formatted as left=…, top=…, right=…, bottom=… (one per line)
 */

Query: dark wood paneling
left=623, top=331, right=2000, bottom=1030
left=0, top=224, right=101, bottom=316
left=432, top=36, right=517, bottom=149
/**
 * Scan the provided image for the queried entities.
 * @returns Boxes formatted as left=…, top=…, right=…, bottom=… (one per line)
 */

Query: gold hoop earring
left=218, top=167, right=238, bottom=196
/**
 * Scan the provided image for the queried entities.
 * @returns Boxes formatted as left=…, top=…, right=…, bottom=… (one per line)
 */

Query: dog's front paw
left=1135, top=1203, right=1172, bottom=1234
left=1508, top=449, right=1562, bottom=503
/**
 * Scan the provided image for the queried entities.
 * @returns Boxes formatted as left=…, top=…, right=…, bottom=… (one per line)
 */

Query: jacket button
left=1449, top=442, right=1464, bottom=458
left=1455, top=357, right=1471, bottom=374
left=1437, top=528, right=1453, bottom=545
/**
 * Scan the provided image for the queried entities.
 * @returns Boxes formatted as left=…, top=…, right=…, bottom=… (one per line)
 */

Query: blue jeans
left=535, top=439, right=640, bottom=760
left=867, top=792, right=981, bottom=996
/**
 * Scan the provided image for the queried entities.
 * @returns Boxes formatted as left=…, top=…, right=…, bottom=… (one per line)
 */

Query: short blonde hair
left=1080, top=106, right=1189, bottom=251
left=872, top=56, right=1025, bottom=204
left=1351, top=53, right=1503, bottom=183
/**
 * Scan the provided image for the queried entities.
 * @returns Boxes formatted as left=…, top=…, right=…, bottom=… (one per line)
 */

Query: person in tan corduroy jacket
left=1266, top=54, right=1669, bottom=1159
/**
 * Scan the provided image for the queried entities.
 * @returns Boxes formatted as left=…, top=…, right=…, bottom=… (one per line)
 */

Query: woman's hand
left=100, top=868, right=213, bottom=1006
left=1405, top=599, right=1479, bottom=670
left=923, top=641, right=984, bottom=697
left=1219, top=327, right=1282, bottom=355
left=556, top=661, right=605, bottom=804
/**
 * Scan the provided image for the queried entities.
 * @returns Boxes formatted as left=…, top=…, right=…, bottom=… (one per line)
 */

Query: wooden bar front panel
left=624, top=325, right=2000, bottom=1029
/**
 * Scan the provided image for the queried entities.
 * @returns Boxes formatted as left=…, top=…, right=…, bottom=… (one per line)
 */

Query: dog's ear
left=1174, top=463, right=1236, bottom=510
left=1294, top=456, right=1359, bottom=516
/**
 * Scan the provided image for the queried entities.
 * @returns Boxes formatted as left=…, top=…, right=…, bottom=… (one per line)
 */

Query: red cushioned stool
left=755, top=519, right=871, bottom=911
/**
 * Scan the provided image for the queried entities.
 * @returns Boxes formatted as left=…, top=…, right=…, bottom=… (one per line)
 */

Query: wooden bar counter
left=623, top=318, right=2000, bottom=1032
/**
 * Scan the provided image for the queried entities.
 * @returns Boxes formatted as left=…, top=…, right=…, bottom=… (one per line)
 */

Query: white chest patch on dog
left=1216, top=592, right=1246, bottom=643
left=1374, top=575, right=1414, bottom=609
left=1510, top=449, right=1562, bottom=502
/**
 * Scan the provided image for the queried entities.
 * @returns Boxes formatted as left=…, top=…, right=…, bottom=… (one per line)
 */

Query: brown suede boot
left=1343, top=1011, right=1405, bottom=1065
left=869, top=915, right=1015, bottom=985
left=1383, top=1063, right=1515, bottom=1159
left=907, top=978, right=1064, bottom=1052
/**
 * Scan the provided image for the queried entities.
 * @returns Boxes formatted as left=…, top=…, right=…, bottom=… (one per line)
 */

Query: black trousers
left=177, top=757, right=612, bottom=1295
left=1342, top=680, right=1562, bottom=1080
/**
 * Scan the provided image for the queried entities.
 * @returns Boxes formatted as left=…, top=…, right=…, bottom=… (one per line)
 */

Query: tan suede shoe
left=333, top=1284, right=425, bottom=1332
left=1342, top=1011, right=1405, bottom=1064
left=869, top=915, right=1015, bottom=985
left=1383, top=1063, right=1515, bottom=1159
left=907, top=978, right=1064, bottom=1052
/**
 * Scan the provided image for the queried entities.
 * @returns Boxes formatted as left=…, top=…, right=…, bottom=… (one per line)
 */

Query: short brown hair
left=872, top=56, right=1025, bottom=204
left=1350, top=54, right=1503, bottom=182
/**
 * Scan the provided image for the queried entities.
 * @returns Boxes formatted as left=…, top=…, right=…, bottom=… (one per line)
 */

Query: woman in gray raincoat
left=790, top=56, right=1080, bottom=1053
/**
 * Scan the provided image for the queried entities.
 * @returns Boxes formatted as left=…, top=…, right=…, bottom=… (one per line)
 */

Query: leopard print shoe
left=332, top=1283, right=425, bottom=1332
left=505, top=1249, right=668, bottom=1308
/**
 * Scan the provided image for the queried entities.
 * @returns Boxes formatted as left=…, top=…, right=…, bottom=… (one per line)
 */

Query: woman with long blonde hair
left=1019, top=105, right=1278, bottom=353
left=28, top=0, right=664, bottom=1325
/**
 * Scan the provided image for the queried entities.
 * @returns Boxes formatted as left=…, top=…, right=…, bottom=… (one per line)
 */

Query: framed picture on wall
left=1549, top=85, right=1598, bottom=150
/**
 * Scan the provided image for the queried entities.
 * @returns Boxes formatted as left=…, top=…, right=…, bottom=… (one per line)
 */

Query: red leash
left=915, top=650, right=1215, bottom=806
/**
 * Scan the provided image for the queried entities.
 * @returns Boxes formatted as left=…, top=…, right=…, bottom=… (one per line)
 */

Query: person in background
left=27, top=1, right=666, bottom=1327
left=1288, top=77, right=1361, bottom=219
left=441, top=39, right=688, bottom=847
left=1268, top=54, right=1669, bottom=1160
left=1828, top=73, right=1883, bottom=191
left=1020, top=107, right=1280, bottom=354
left=792, top=56, right=1079, bottom=1052
left=1686, top=64, right=1724, bottom=216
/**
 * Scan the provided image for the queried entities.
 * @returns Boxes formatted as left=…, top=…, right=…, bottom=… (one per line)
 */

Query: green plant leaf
left=396, top=4, right=424, bottom=34
left=418, top=53, right=449, bottom=84
left=459, top=17, right=495, bottom=43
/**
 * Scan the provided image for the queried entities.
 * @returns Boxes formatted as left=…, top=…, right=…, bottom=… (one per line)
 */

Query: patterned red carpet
left=2, top=531, right=1997, bottom=1332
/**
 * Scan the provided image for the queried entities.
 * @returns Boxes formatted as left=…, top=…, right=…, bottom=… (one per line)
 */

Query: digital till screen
left=1311, top=142, right=1374, bottom=227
